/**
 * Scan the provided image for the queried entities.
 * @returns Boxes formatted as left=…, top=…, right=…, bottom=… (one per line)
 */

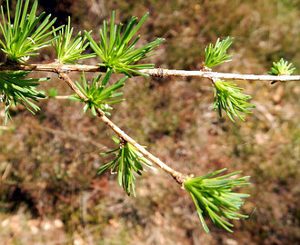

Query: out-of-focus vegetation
left=0, top=0, right=299, bottom=244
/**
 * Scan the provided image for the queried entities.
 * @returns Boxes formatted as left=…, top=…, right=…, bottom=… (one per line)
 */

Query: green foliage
left=53, top=17, right=95, bottom=64
left=85, top=11, right=164, bottom=76
left=0, top=0, right=58, bottom=63
left=0, top=71, right=46, bottom=123
left=269, top=58, right=295, bottom=76
left=184, top=169, right=250, bottom=233
left=98, top=137, right=152, bottom=196
left=213, top=80, right=255, bottom=121
left=204, top=37, right=233, bottom=68
left=0, top=0, right=254, bottom=234
left=72, top=70, right=127, bottom=116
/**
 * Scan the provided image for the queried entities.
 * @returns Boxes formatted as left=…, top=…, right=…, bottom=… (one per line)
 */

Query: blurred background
left=0, top=0, right=300, bottom=244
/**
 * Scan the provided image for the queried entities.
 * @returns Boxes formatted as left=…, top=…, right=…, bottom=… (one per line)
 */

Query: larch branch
left=1, top=63, right=300, bottom=81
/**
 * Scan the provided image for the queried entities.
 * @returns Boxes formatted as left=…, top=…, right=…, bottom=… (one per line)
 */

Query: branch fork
left=58, top=72, right=187, bottom=185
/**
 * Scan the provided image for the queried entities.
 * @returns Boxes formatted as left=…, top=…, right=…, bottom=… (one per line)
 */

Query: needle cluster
left=53, top=17, right=94, bottom=64
left=72, top=70, right=127, bottom=116
left=86, top=11, right=164, bottom=76
left=184, top=169, right=250, bottom=232
left=0, top=71, right=47, bottom=122
left=269, top=58, right=295, bottom=76
left=204, top=37, right=233, bottom=68
left=0, top=0, right=58, bottom=63
left=98, top=137, right=152, bottom=196
left=213, top=80, right=255, bottom=121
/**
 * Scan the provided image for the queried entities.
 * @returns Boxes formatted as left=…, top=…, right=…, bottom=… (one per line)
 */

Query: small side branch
left=58, top=72, right=187, bottom=184
left=1, top=63, right=300, bottom=81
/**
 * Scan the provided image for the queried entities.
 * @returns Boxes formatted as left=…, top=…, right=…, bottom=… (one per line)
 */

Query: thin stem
left=58, top=72, right=187, bottom=184
left=141, top=68, right=300, bottom=81
left=1, top=63, right=300, bottom=81
left=41, top=95, right=71, bottom=100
